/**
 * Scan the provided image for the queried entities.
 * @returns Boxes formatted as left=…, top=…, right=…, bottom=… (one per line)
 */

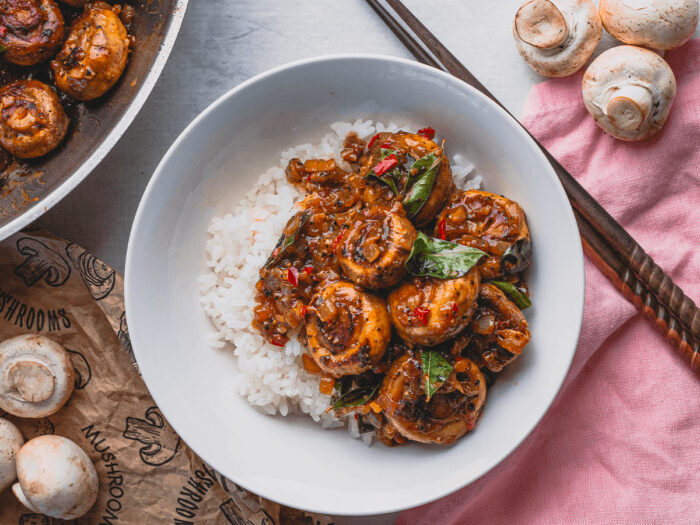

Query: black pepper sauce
left=252, top=134, right=371, bottom=347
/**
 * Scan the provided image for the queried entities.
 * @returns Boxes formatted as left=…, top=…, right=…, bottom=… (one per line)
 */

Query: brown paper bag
left=0, top=229, right=332, bottom=525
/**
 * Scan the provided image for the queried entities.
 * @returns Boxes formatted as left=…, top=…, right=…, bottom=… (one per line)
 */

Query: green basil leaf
left=402, top=152, right=442, bottom=218
left=264, top=211, right=311, bottom=268
left=366, top=171, right=399, bottom=195
left=406, top=232, right=486, bottom=279
left=421, top=351, right=453, bottom=402
left=490, top=280, right=532, bottom=309
left=330, top=383, right=380, bottom=409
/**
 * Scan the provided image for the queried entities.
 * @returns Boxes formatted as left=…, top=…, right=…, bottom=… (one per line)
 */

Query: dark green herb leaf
left=264, top=211, right=311, bottom=268
left=330, top=383, right=380, bottom=410
left=402, top=152, right=442, bottom=217
left=490, top=280, right=532, bottom=309
left=0, top=45, right=6, bottom=53
left=421, top=351, right=453, bottom=402
left=364, top=148, right=400, bottom=194
left=406, top=232, right=486, bottom=279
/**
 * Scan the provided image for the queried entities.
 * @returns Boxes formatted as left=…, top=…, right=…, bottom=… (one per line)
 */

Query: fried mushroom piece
left=337, top=203, right=416, bottom=290
left=436, top=190, right=531, bottom=279
left=0, top=0, right=65, bottom=66
left=466, top=283, right=530, bottom=372
left=303, top=281, right=391, bottom=377
left=362, top=131, right=454, bottom=227
left=377, top=351, right=486, bottom=445
left=388, top=268, right=481, bottom=347
left=0, top=80, right=69, bottom=159
left=51, top=2, right=130, bottom=101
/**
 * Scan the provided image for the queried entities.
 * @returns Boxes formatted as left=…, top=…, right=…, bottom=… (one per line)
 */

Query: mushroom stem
left=12, top=483, right=41, bottom=512
left=515, top=0, right=569, bottom=49
left=7, top=360, right=56, bottom=403
left=605, top=84, right=653, bottom=132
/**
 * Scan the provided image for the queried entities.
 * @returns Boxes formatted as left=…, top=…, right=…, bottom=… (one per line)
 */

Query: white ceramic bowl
left=125, top=55, right=584, bottom=516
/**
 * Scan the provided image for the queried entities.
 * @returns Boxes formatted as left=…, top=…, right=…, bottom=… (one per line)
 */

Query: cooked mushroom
left=0, top=80, right=69, bottom=159
left=0, top=334, right=75, bottom=418
left=0, top=0, right=65, bottom=66
left=51, top=2, right=131, bottom=101
left=582, top=45, right=676, bottom=141
left=600, top=0, right=698, bottom=50
left=13, top=435, right=98, bottom=519
left=337, top=203, right=417, bottom=290
left=0, top=418, right=24, bottom=494
left=513, top=0, right=602, bottom=77
left=302, top=281, right=391, bottom=377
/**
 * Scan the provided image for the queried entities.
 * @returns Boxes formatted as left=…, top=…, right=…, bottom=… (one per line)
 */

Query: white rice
left=199, top=119, right=482, bottom=437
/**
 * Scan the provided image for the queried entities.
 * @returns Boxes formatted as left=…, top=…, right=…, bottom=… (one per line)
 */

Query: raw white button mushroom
left=582, top=45, right=676, bottom=140
left=600, top=0, right=699, bottom=50
left=0, top=335, right=75, bottom=418
left=0, top=418, right=24, bottom=494
left=13, top=435, right=98, bottom=520
left=513, top=0, right=603, bottom=76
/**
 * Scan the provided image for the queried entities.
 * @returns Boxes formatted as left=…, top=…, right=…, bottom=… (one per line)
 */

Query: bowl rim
left=125, top=53, right=585, bottom=516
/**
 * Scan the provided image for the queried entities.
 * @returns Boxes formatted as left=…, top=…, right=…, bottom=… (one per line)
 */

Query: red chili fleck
left=301, top=305, right=307, bottom=317
left=438, top=218, right=447, bottom=240
left=306, top=172, right=313, bottom=182
left=380, top=143, right=392, bottom=149
left=270, top=336, right=287, bottom=347
left=332, top=230, right=346, bottom=252
left=272, top=247, right=280, bottom=257
left=303, top=265, right=313, bottom=275
left=354, top=414, right=359, bottom=421
left=452, top=302, right=458, bottom=315
left=418, top=127, right=435, bottom=139
left=367, top=133, right=380, bottom=150
left=287, top=267, right=299, bottom=286
left=414, top=307, right=430, bottom=325
left=374, top=154, right=398, bottom=176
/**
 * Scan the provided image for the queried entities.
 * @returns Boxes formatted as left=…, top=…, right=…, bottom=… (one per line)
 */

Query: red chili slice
left=287, top=267, right=299, bottom=286
left=270, top=335, right=287, bottom=347
left=438, top=218, right=447, bottom=240
left=414, top=306, right=430, bottom=325
left=374, top=154, right=398, bottom=176
left=418, top=127, right=435, bottom=139
left=303, top=265, right=313, bottom=275
left=332, top=230, right=346, bottom=252
left=301, top=305, right=307, bottom=317
left=367, top=133, right=380, bottom=150
left=380, top=143, right=392, bottom=149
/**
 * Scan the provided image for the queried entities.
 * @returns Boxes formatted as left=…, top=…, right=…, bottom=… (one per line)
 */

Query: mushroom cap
left=0, top=418, right=24, bottom=494
left=0, top=335, right=75, bottom=418
left=12, top=435, right=98, bottom=519
left=582, top=45, right=676, bottom=140
left=513, top=0, right=602, bottom=77
left=600, top=0, right=699, bottom=50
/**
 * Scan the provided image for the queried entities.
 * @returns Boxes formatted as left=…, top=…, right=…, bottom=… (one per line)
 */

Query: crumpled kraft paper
left=0, top=229, right=332, bottom=525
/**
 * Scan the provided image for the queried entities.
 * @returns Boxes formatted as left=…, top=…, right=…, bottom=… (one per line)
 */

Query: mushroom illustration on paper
left=66, top=348, right=92, bottom=389
left=117, top=311, right=135, bottom=362
left=14, top=238, right=71, bottom=288
left=65, top=244, right=115, bottom=300
left=123, top=406, right=181, bottom=466
left=18, top=514, right=63, bottom=525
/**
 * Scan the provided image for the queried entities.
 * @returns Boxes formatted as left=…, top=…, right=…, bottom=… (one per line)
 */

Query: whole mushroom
left=0, top=418, right=24, bottom=494
left=513, top=0, right=602, bottom=76
left=582, top=45, right=676, bottom=140
left=13, top=435, right=98, bottom=519
left=600, top=0, right=699, bottom=50
left=0, top=335, right=75, bottom=418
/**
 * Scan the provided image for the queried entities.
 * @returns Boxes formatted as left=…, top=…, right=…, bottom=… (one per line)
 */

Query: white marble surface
left=31, top=1, right=698, bottom=523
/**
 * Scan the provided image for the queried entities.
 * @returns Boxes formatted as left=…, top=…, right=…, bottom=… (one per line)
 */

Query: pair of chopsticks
left=367, top=0, right=699, bottom=374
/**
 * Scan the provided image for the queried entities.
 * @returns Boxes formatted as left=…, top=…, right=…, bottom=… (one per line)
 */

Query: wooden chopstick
left=367, top=0, right=700, bottom=373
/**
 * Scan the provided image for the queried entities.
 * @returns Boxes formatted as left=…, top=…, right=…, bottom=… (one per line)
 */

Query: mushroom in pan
left=0, top=334, right=75, bottom=418
left=337, top=203, right=417, bottom=290
left=582, top=45, right=676, bottom=141
left=599, top=0, right=698, bottom=50
left=0, top=80, right=69, bottom=159
left=302, top=281, right=391, bottom=377
left=13, top=435, right=98, bottom=519
left=0, top=0, right=65, bottom=66
left=513, top=0, right=602, bottom=77
left=52, top=2, right=131, bottom=101
left=0, top=418, right=24, bottom=494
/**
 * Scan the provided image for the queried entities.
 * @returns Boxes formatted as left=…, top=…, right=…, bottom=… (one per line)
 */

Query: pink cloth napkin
left=399, top=39, right=700, bottom=524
